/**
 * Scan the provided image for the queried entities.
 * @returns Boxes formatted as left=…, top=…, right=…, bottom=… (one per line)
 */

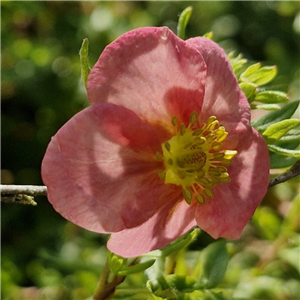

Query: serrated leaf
left=251, top=100, right=300, bottom=132
left=117, top=259, right=156, bottom=276
left=177, top=6, right=193, bottom=40
left=240, top=62, right=261, bottom=79
left=255, top=91, right=288, bottom=104
left=79, top=38, right=90, bottom=88
left=251, top=103, right=281, bottom=110
left=243, top=66, right=277, bottom=86
left=262, top=119, right=300, bottom=144
left=200, top=241, right=229, bottom=289
left=268, top=144, right=300, bottom=158
left=239, top=82, right=257, bottom=102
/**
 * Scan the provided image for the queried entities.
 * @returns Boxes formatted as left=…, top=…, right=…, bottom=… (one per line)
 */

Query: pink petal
left=87, top=27, right=207, bottom=127
left=195, top=128, right=270, bottom=239
left=108, top=197, right=197, bottom=258
left=186, top=37, right=251, bottom=134
left=42, top=103, right=178, bottom=233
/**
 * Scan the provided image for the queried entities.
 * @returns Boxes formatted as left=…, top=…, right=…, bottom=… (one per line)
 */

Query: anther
left=180, top=123, right=186, bottom=135
left=171, top=116, right=178, bottom=127
left=183, top=188, right=193, bottom=204
left=189, top=111, right=198, bottom=125
left=165, top=142, right=171, bottom=151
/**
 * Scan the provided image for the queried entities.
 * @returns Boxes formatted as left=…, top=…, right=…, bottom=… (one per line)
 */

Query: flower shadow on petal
left=77, top=102, right=192, bottom=235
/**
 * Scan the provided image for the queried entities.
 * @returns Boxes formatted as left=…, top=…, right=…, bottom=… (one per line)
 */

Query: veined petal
left=186, top=37, right=250, bottom=135
left=195, top=128, right=270, bottom=239
left=42, top=103, right=176, bottom=233
left=108, top=197, right=197, bottom=258
left=87, top=27, right=207, bottom=127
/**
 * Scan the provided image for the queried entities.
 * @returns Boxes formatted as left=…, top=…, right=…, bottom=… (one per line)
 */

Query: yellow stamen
left=158, top=111, right=237, bottom=205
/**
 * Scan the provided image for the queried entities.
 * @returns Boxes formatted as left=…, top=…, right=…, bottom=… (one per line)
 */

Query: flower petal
left=87, top=27, right=207, bottom=127
left=186, top=37, right=250, bottom=133
left=195, top=128, right=270, bottom=239
left=42, top=103, right=177, bottom=233
left=108, top=198, right=197, bottom=258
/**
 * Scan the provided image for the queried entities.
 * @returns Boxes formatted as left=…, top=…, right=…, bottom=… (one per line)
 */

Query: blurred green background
left=1, top=1, right=299, bottom=299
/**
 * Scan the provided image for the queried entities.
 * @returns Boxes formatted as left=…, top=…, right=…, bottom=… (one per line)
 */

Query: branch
left=1, top=184, right=47, bottom=205
left=269, top=160, right=300, bottom=187
left=1, top=160, right=299, bottom=206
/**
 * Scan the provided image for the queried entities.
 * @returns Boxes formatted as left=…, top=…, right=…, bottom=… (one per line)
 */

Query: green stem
left=92, top=260, right=125, bottom=300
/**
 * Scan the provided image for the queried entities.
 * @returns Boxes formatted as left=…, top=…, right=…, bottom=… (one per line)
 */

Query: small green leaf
left=200, top=241, right=229, bottom=289
left=251, top=100, right=300, bottom=132
left=239, top=82, right=257, bottom=102
left=177, top=6, right=193, bottom=40
left=250, top=103, right=281, bottom=110
left=255, top=91, right=289, bottom=104
left=243, top=66, right=277, bottom=86
left=117, top=259, right=156, bottom=276
left=240, top=62, right=261, bottom=80
left=108, top=252, right=127, bottom=274
left=79, top=38, right=90, bottom=88
left=161, top=228, right=199, bottom=257
left=268, top=144, right=300, bottom=158
left=203, top=31, right=213, bottom=39
left=229, top=53, right=248, bottom=76
left=262, top=119, right=300, bottom=144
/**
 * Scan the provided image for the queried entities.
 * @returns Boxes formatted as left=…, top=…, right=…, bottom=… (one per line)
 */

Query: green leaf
left=270, top=152, right=298, bottom=169
left=262, top=119, right=300, bottom=144
left=200, top=241, right=229, bottom=289
left=240, top=62, right=261, bottom=79
left=117, top=259, right=156, bottom=276
left=250, top=103, right=281, bottom=110
left=251, top=100, right=300, bottom=132
left=278, top=247, right=300, bottom=274
left=203, top=31, right=213, bottom=39
left=239, top=82, right=257, bottom=102
left=165, top=274, right=196, bottom=291
left=177, top=6, right=193, bottom=40
left=268, top=144, right=300, bottom=158
left=108, top=252, right=127, bottom=274
left=242, top=65, right=277, bottom=86
left=229, top=53, right=247, bottom=76
left=161, top=228, right=199, bottom=257
left=255, top=91, right=289, bottom=104
left=203, top=290, right=227, bottom=300
left=279, top=128, right=300, bottom=143
left=79, top=38, right=90, bottom=88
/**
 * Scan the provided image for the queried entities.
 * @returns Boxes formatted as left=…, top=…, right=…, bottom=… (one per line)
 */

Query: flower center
left=157, top=111, right=237, bottom=205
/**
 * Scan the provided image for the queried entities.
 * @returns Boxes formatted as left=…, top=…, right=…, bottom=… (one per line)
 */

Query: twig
left=1, top=160, right=299, bottom=206
left=269, top=160, right=300, bottom=187
left=1, top=184, right=47, bottom=205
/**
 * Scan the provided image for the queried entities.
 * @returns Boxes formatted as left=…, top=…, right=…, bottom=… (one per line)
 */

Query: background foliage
left=1, top=1, right=299, bottom=299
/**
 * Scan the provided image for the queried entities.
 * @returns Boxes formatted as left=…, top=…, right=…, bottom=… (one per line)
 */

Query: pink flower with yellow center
left=42, top=27, right=269, bottom=258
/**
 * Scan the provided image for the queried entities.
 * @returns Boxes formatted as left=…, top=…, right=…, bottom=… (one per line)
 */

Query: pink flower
left=42, top=27, right=269, bottom=257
